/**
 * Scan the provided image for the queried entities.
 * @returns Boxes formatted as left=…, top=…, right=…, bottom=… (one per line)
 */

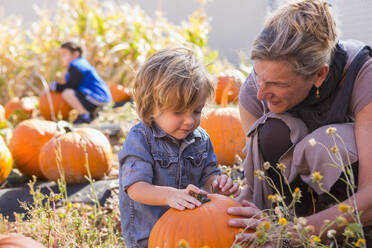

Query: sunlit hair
left=251, top=0, right=338, bottom=77
left=134, top=47, right=214, bottom=126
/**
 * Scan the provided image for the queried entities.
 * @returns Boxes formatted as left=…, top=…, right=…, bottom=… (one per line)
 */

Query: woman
left=228, top=0, right=372, bottom=245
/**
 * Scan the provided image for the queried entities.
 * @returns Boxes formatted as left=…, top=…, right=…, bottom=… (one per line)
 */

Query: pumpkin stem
left=189, top=191, right=211, bottom=204
left=220, top=78, right=233, bottom=107
left=56, top=120, right=73, bottom=133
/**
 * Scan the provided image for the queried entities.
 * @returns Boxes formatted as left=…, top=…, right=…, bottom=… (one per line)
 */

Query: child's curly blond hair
left=134, top=47, right=214, bottom=126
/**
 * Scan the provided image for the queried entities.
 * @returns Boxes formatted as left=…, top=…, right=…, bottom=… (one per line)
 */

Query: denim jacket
left=118, top=122, right=220, bottom=248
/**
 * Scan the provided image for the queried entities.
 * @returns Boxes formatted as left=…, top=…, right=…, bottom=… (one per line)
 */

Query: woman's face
left=253, top=60, right=317, bottom=114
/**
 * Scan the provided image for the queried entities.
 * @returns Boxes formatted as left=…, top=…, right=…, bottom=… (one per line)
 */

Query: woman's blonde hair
left=251, top=0, right=338, bottom=77
left=134, top=47, right=214, bottom=126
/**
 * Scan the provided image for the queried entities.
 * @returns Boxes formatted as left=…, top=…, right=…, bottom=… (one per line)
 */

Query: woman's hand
left=227, top=200, right=262, bottom=242
left=167, top=184, right=207, bottom=211
left=212, top=174, right=241, bottom=197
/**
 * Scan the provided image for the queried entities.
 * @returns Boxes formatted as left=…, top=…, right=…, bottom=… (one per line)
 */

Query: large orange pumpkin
left=215, top=76, right=242, bottom=104
left=39, top=127, right=113, bottom=184
left=149, top=194, right=253, bottom=248
left=0, top=136, right=12, bottom=183
left=4, top=98, right=36, bottom=121
left=9, top=119, right=60, bottom=178
left=39, top=90, right=72, bottom=121
left=109, top=83, right=132, bottom=102
left=0, top=234, right=45, bottom=248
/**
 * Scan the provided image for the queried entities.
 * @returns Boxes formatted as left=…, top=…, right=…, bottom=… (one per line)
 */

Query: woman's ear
left=314, top=65, right=329, bottom=88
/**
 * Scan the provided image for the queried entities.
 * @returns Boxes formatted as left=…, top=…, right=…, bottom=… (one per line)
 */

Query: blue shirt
left=66, top=58, right=112, bottom=104
left=118, top=122, right=220, bottom=248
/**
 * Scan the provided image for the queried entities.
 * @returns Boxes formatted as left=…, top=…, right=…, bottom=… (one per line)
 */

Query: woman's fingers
left=235, top=232, right=256, bottom=243
left=241, top=200, right=258, bottom=208
left=227, top=205, right=260, bottom=218
left=229, top=217, right=260, bottom=229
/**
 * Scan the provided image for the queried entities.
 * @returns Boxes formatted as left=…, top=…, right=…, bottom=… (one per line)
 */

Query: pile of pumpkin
left=0, top=117, right=112, bottom=185
left=0, top=81, right=129, bottom=185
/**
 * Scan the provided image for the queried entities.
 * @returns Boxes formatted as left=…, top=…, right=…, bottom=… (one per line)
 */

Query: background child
left=50, top=41, right=112, bottom=124
left=118, top=48, right=240, bottom=248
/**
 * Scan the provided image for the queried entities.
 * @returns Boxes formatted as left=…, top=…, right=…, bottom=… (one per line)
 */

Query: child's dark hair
left=61, top=41, right=83, bottom=57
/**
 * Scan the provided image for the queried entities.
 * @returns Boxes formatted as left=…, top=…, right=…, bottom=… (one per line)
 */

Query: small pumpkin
left=149, top=194, right=253, bottom=248
left=39, top=127, right=113, bottom=184
left=0, top=136, right=12, bottom=183
left=39, top=90, right=72, bottom=121
left=215, top=76, right=241, bottom=104
left=109, top=83, right=132, bottom=102
left=0, top=234, right=45, bottom=248
left=9, top=119, right=60, bottom=178
left=4, top=98, right=36, bottom=121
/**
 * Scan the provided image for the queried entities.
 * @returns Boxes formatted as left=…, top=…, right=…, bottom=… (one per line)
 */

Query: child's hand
left=167, top=184, right=207, bottom=211
left=212, top=175, right=240, bottom=197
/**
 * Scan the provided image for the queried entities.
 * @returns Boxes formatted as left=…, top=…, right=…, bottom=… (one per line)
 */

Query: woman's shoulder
left=341, top=40, right=369, bottom=69
left=342, top=40, right=372, bottom=116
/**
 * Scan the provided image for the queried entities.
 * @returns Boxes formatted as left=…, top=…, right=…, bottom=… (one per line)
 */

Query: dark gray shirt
left=118, top=122, right=220, bottom=248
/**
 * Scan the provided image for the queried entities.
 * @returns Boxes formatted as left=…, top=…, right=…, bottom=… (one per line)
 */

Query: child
left=50, top=41, right=112, bottom=124
left=118, top=48, right=240, bottom=248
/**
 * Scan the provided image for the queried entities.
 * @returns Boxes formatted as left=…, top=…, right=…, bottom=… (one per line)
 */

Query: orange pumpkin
left=4, top=98, right=35, bottom=121
left=201, top=107, right=245, bottom=166
left=215, top=76, right=241, bottom=104
left=0, top=234, right=45, bottom=248
left=109, top=83, right=132, bottom=102
left=39, top=127, right=113, bottom=184
left=149, top=194, right=253, bottom=248
left=9, top=119, right=60, bottom=179
left=201, top=80, right=245, bottom=166
left=39, top=90, right=72, bottom=121
left=0, top=136, right=12, bottom=183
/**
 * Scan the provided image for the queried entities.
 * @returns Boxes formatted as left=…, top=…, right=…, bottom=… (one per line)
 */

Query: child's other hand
left=167, top=184, right=207, bottom=211
left=212, top=175, right=240, bottom=197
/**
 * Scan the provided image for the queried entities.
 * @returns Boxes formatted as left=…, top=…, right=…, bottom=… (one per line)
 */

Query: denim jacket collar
left=151, top=123, right=202, bottom=143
